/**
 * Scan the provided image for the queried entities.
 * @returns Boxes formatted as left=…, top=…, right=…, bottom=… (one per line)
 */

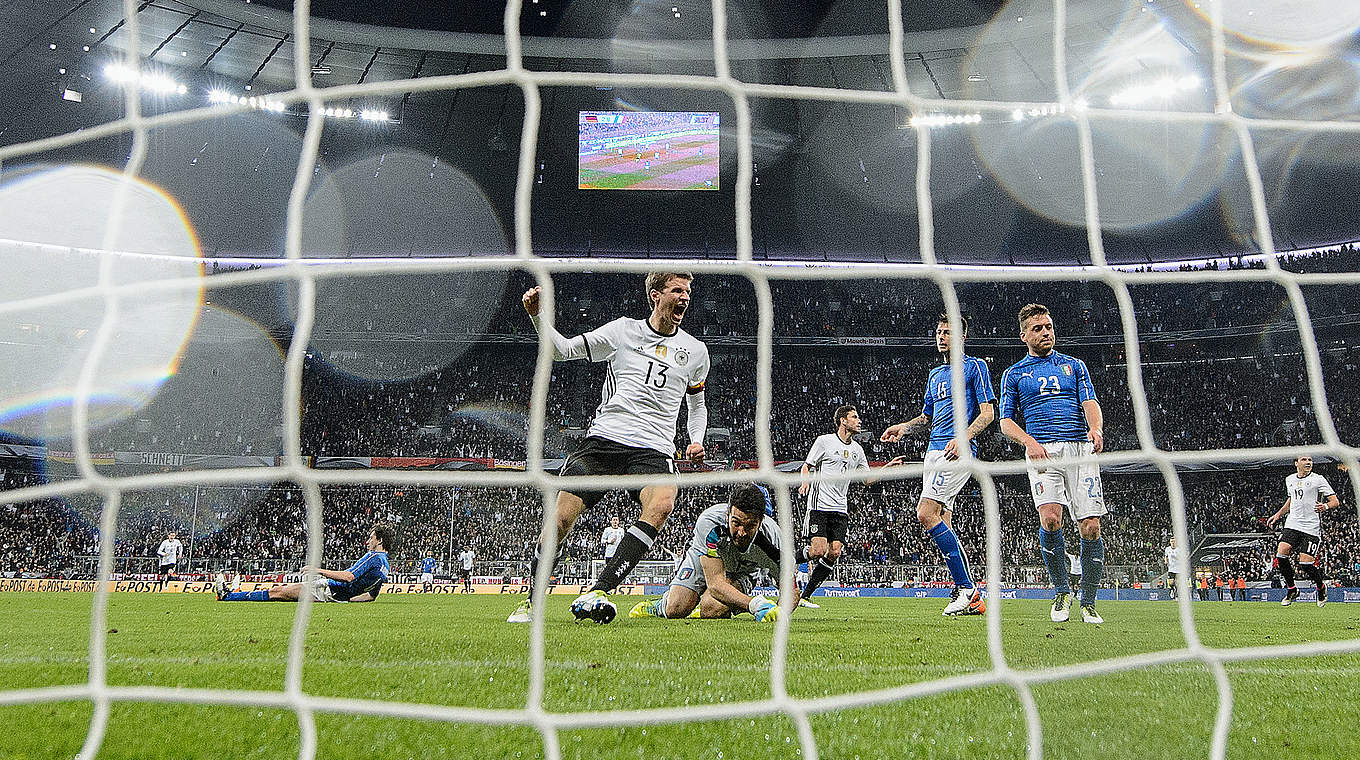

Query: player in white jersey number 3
left=1267, top=455, right=1340, bottom=607
left=797, top=405, right=903, bottom=606
left=509, top=272, right=710, bottom=624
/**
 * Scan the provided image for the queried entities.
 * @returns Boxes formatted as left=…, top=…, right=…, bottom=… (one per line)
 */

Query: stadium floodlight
left=210, top=89, right=287, bottom=113
left=103, top=63, right=187, bottom=96
left=909, top=112, right=983, bottom=129
left=1108, top=73, right=1202, bottom=107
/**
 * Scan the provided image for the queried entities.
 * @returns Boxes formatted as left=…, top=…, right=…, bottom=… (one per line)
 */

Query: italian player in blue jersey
left=419, top=552, right=437, bottom=584
left=999, top=304, right=1107, bottom=624
left=882, top=314, right=995, bottom=617
left=215, top=525, right=394, bottom=603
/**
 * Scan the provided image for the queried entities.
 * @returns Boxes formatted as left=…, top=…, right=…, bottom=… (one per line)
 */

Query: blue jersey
left=420, top=557, right=436, bottom=574
left=999, top=351, right=1098, bottom=444
left=922, top=355, right=996, bottom=454
left=328, top=550, right=389, bottom=601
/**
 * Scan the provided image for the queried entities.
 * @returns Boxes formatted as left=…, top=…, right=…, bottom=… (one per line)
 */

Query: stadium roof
left=2, top=0, right=1359, bottom=265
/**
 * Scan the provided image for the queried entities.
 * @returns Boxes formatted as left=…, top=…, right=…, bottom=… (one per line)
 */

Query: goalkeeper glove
left=748, top=595, right=779, bottom=623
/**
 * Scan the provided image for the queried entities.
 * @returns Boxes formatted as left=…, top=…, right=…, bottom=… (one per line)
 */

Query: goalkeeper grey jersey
left=579, top=317, right=710, bottom=456
left=688, top=504, right=781, bottom=578
left=1284, top=473, right=1335, bottom=535
left=803, top=433, right=869, bottom=514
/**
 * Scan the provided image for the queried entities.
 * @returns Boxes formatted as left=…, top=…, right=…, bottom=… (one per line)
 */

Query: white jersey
left=601, top=526, right=625, bottom=558
left=803, top=433, right=869, bottom=514
left=1284, top=473, right=1335, bottom=536
left=1067, top=552, right=1082, bottom=575
left=458, top=550, right=475, bottom=571
left=1165, top=545, right=1178, bottom=572
left=156, top=538, right=183, bottom=566
left=580, top=317, right=710, bottom=456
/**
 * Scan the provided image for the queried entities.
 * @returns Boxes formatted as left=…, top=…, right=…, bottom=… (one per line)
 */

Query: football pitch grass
left=1, top=594, right=1357, bottom=760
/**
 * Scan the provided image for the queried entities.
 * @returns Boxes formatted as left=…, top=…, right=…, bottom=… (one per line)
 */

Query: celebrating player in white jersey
left=156, top=531, right=184, bottom=591
left=629, top=484, right=781, bottom=622
left=999, top=303, right=1109, bottom=624
left=510, top=272, right=710, bottom=624
left=600, top=516, right=625, bottom=560
left=1267, top=455, right=1340, bottom=607
left=797, top=405, right=903, bottom=604
left=881, top=314, right=995, bottom=616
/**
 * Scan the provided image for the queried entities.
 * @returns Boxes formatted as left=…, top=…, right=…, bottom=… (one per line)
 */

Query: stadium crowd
left=2, top=466, right=1355, bottom=589
left=0, top=247, right=1356, bottom=587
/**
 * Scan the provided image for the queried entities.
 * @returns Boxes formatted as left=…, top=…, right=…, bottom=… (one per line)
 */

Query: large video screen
left=578, top=111, right=720, bottom=190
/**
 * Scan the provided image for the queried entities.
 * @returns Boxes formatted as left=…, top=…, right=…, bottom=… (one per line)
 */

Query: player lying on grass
left=630, top=483, right=782, bottom=622
left=215, top=525, right=393, bottom=603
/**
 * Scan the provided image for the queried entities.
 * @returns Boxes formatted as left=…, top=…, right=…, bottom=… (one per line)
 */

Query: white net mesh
left=0, top=0, right=1358, bottom=758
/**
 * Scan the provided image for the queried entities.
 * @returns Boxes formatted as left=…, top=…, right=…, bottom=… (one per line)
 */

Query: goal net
left=1, top=0, right=1358, bottom=759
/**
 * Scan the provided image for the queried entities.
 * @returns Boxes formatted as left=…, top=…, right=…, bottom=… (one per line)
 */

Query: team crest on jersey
left=675, top=348, right=690, bottom=366
left=1062, top=364, right=1073, bottom=376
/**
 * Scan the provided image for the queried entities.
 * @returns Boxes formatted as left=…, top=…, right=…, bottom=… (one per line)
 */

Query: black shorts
left=157, top=563, right=176, bottom=576
left=460, top=568, right=472, bottom=579
left=1280, top=527, right=1321, bottom=557
left=559, top=436, right=674, bottom=509
left=806, top=509, right=849, bottom=544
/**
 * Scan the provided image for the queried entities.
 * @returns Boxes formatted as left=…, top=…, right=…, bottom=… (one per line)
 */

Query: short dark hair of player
left=372, top=524, right=397, bottom=552
left=937, top=313, right=969, bottom=335
left=645, top=271, right=693, bottom=300
left=728, top=483, right=767, bottom=516
left=834, top=404, right=856, bottom=427
left=1017, top=303, right=1049, bottom=328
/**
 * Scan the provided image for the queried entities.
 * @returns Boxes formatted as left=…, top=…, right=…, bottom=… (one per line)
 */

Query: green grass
left=1, top=593, right=1357, bottom=759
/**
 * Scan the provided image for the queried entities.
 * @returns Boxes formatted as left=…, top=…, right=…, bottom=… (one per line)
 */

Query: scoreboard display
left=578, top=111, right=720, bottom=190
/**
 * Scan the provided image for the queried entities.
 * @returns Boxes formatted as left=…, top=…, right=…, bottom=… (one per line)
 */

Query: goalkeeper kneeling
left=631, top=483, right=782, bottom=622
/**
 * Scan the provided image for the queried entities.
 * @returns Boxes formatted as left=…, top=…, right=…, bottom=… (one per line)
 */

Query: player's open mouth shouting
left=653, top=278, right=690, bottom=328
left=670, top=294, right=689, bottom=323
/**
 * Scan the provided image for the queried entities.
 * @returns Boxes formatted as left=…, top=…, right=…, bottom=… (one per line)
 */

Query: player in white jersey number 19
left=1267, top=455, right=1340, bottom=607
left=510, top=273, right=710, bottom=624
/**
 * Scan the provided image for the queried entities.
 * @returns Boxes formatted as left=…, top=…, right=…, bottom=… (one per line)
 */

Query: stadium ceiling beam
left=200, top=22, right=245, bottom=69
left=148, top=11, right=200, bottom=60
left=186, top=0, right=1122, bottom=60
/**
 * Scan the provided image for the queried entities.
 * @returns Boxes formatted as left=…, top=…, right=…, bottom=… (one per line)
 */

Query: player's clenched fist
left=685, top=442, right=706, bottom=463
left=522, top=286, right=541, bottom=316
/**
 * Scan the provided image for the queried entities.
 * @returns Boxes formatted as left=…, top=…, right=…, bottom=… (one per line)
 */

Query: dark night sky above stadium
left=254, top=0, right=1010, bottom=37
